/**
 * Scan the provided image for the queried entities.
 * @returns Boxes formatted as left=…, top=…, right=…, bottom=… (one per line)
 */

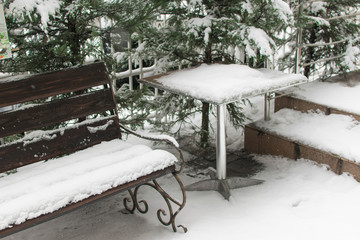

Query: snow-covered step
left=244, top=109, right=360, bottom=181
left=275, top=94, right=360, bottom=122
left=275, top=80, right=360, bottom=121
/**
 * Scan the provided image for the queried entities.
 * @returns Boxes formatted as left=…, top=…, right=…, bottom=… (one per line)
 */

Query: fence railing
left=294, top=2, right=360, bottom=76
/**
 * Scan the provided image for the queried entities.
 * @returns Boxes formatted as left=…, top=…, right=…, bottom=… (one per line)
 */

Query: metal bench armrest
left=118, top=122, right=185, bottom=174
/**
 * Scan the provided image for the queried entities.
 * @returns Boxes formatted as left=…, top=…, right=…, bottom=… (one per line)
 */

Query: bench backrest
left=0, top=61, right=122, bottom=173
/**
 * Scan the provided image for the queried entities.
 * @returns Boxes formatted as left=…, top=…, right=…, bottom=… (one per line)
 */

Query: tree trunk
left=304, top=27, right=317, bottom=78
left=199, top=43, right=212, bottom=148
left=200, top=102, right=210, bottom=148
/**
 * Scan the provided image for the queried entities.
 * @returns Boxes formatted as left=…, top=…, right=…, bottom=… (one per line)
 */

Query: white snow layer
left=8, top=0, right=61, bottom=31
left=271, top=0, right=293, bottom=22
left=246, top=27, right=275, bottom=56
left=343, top=44, right=360, bottom=71
left=283, top=80, right=360, bottom=115
left=309, top=1, right=327, bottom=14
left=2, top=94, right=360, bottom=240
left=0, top=139, right=177, bottom=230
left=241, top=0, right=253, bottom=14
left=141, top=134, right=179, bottom=148
left=187, top=15, right=213, bottom=28
left=305, top=16, right=330, bottom=27
left=255, top=109, right=360, bottom=163
left=156, top=64, right=308, bottom=104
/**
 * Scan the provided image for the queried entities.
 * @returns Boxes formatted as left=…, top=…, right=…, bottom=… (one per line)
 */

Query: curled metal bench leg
left=123, top=172, right=187, bottom=232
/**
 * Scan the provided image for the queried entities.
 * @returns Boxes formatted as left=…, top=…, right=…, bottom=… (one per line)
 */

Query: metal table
left=139, top=64, right=308, bottom=200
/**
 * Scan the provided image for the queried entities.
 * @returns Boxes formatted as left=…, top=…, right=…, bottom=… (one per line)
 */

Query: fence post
left=138, top=39, right=144, bottom=90
left=295, top=27, right=303, bottom=74
left=295, top=0, right=303, bottom=74
left=128, top=39, right=133, bottom=90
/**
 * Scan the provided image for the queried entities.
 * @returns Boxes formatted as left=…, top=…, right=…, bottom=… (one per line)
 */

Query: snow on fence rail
left=112, top=39, right=159, bottom=95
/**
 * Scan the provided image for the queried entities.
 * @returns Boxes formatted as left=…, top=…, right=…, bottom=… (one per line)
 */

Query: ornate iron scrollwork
left=119, top=122, right=187, bottom=232
left=123, top=172, right=187, bottom=232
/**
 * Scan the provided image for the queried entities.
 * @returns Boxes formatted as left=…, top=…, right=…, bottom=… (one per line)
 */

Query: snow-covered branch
left=115, top=65, right=156, bottom=78
left=302, top=38, right=351, bottom=48
left=304, top=16, right=330, bottom=27
left=292, top=0, right=321, bottom=11
left=325, top=12, right=360, bottom=22
left=302, top=54, right=345, bottom=67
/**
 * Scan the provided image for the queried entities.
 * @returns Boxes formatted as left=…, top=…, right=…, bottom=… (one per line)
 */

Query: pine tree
left=1, top=0, right=160, bottom=73
left=280, top=0, right=360, bottom=79
left=0, top=0, right=167, bottom=135
left=133, top=0, right=293, bottom=147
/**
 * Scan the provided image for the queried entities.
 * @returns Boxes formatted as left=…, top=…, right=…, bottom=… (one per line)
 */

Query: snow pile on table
left=0, top=139, right=177, bottom=230
left=156, top=64, right=307, bottom=104
left=281, top=80, right=360, bottom=115
left=255, top=108, right=360, bottom=162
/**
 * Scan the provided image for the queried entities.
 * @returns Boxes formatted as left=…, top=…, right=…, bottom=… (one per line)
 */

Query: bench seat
left=0, top=62, right=186, bottom=236
left=0, top=139, right=177, bottom=231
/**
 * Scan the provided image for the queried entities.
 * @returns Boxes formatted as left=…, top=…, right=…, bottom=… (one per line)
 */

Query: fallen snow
left=6, top=154, right=360, bottom=240
left=3, top=80, right=360, bottom=240
left=0, top=139, right=177, bottom=230
left=255, top=108, right=360, bottom=163
left=172, top=156, right=360, bottom=240
left=155, top=64, right=308, bottom=104
left=283, top=80, right=360, bottom=115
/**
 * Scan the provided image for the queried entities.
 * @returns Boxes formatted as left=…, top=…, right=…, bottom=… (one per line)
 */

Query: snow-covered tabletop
left=140, top=64, right=308, bottom=198
left=140, top=64, right=308, bottom=104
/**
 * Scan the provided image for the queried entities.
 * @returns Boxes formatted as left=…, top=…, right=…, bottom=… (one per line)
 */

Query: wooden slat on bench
left=0, top=116, right=122, bottom=173
left=0, top=165, right=175, bottom=238
left=0, top=61, right=109, bottom=108
left=0, top=89, right=116, bottom=138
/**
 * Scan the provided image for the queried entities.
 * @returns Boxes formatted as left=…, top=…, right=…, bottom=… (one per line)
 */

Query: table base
left=185, top=169, right=264, bottom=200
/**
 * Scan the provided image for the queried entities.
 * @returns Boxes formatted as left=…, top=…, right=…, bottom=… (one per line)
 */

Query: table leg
left=264, top=92, right=271, bottom=121
left=185, top=104, right=264, bottom=200
left=216, top=104, right=226, bottom=180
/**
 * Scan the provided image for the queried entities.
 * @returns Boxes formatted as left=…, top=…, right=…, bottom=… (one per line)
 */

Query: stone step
left=275, top=93, right=360, bottom=121
left=244, top=109, right=360, bottom=182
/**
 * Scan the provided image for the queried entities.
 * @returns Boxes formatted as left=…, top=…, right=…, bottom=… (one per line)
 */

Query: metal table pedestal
left=185, top=104, right=264, bottom=200
left=138, top=66, right=308, bottom=200
left=185, top=167, right=264, bottom=200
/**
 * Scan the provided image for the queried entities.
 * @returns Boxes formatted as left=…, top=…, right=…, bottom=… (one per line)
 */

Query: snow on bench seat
left=254, top=109, right=360, bottom=163
left=0, top=139, right=177, bottom=230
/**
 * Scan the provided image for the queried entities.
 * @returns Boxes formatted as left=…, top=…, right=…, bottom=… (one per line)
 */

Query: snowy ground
left=4, top=82, right=360, bottom=240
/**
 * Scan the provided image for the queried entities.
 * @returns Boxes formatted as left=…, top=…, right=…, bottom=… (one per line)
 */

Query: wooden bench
left=0, top=61, right=186, bottom=238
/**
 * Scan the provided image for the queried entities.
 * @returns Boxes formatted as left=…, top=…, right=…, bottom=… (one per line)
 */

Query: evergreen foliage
left=140, top=0, right=293, bottom=66
left=0, top=0, right=166, bottom=141
left=130, top=0, right=293, bottom=147
left=7, top=0, right=352, bottom=148
left=280, top=0, right=360, bottom=79
left=1, top=0, right=161, bottom=73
